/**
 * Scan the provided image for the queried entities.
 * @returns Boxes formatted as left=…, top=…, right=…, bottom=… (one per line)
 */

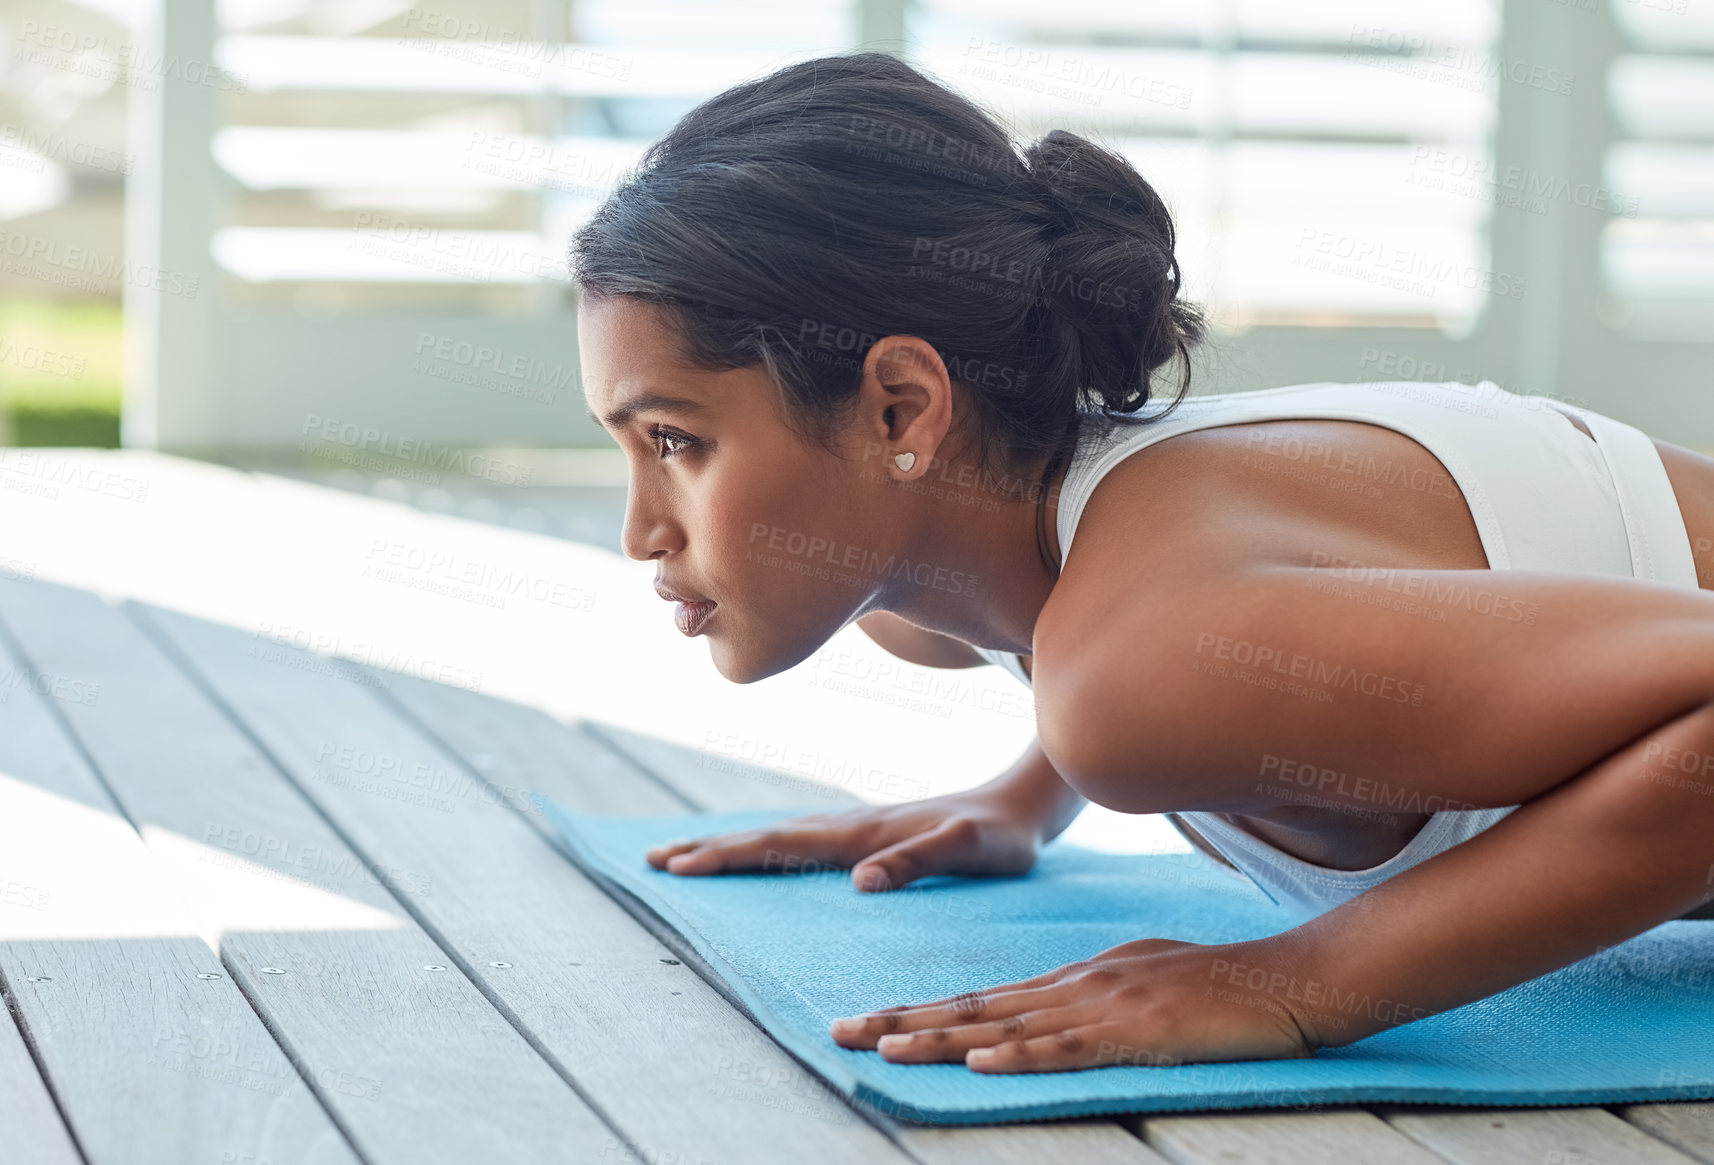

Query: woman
left=573, top=52, right=1714, bottom=1074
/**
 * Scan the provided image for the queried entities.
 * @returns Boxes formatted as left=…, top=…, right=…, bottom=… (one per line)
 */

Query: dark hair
left=571, top=51, right=1203, bottom=561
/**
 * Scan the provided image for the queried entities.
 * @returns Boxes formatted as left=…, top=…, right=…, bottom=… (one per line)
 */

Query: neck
left=868, top=446, right=1072, bottom=659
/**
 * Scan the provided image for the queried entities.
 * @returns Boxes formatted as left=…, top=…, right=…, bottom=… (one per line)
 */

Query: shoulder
left=1047, top=414, right=1482, bottom=596
left=1029, top=417, right=1484, bottom=804
left=1030, top=427, right=1272, bottom=801
left=1031, top=424, right=1714, bottom=817
left=1044, top=419, right=1336, bottom=609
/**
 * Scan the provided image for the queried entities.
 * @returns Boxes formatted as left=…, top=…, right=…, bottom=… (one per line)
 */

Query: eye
left=648, top=424, right=701, bottom=460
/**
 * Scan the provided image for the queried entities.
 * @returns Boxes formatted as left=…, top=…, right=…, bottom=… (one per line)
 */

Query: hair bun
left=1023, top=129, right=1204, bottom=415
left=572, top=52, right=1205, bottom=528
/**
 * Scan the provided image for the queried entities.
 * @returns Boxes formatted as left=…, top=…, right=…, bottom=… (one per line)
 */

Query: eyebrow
left=588, top=391, right=709, bottom=431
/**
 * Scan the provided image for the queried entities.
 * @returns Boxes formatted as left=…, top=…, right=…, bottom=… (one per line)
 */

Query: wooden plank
left=1382, top=1105, right=1696, bottom=1164
left=598, top=721, right=1714, bottom=1165
left=586, top=722, right=866, bottom=812
left=0, top=982, right=82, bottom=1165
left=1619, top=1104, right=1714, bottom=1165
left=1138, top=1109, right=1446, bottom=1164
left=383, top=679, right=1169, bottom=1164
left=895, top=1122, right=1172, bottom=1165
left=0, top=578, right=619, bottom=1165
left=584, top=727, right=1465, bottom=1165
left=140, top=601, right=920, bottom=1165
left=0, top=607, right=360, bottom=1165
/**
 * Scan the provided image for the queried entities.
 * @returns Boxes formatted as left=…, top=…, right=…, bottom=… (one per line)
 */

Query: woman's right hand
left=644, top=789, right=1048, bottom=893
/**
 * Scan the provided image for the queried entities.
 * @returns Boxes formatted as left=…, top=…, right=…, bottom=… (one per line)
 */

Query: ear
left=857, top=335, right=955, bottom=480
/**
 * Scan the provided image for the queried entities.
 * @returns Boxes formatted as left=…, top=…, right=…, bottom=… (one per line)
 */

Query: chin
left=705, top=626, right=820, bottom=686
left=708, top=645, right=774, bottom=685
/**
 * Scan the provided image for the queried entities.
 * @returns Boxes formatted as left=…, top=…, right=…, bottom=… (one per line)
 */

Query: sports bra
left=968, top=379, right=1701, bottom=919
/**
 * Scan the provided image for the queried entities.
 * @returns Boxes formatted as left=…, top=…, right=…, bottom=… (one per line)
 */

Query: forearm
left=1255, top=696, right=1714, bottom=1048
left=980, top=735, right=1087, bottom=844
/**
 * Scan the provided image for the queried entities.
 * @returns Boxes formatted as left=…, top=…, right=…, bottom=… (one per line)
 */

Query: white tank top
left=969, top=379, right=1701, bottom=919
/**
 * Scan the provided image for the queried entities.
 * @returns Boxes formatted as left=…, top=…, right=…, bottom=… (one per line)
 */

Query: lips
left=673, top=600, right=717, bottom=637
left=657, top=583, right=717, bottom=636
left=655, top=583, right=710, bottom=605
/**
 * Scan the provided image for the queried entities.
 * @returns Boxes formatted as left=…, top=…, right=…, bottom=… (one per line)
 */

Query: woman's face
left=579, top=294, right=925, bottom=683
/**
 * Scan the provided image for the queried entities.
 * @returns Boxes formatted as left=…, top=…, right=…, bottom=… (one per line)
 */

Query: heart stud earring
left=893, top=451, right=916, bottom=472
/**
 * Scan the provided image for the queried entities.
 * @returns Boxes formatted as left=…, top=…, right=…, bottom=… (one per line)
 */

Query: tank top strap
left=1053, top=380, right=1509, bottom=574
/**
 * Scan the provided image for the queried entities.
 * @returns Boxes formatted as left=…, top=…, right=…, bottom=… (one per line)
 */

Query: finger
left=830, top=980, right=1079, bottom=1048
left=661, top=825, right=852, bottom=876
left=850, top=818, right=977, bottom=892
left=644, top=839, right=701, bottom=869
left=646, top=830, right=771, bottom=872
left=873, top=1004, right=1102, bottom=1064
left=966, top=1021, right=1150, bottom=1074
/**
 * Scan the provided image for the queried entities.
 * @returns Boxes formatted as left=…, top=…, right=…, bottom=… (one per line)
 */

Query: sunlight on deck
left=0, top=449, right=1189, bottom=856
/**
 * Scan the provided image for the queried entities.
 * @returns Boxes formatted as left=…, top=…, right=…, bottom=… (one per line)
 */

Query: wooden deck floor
left=1, top=449, right=1712, bottom=1164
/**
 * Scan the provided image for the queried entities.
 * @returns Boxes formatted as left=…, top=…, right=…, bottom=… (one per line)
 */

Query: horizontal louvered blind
left=207, top=0, right=855, bottom=302
left=1602, top=2, right=1714, bottom=337
left=907, top=0, right=1504, bottom=332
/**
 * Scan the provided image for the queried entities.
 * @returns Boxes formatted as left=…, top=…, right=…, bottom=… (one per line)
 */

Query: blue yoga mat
left=542, top=804, right=1714, bottom=1125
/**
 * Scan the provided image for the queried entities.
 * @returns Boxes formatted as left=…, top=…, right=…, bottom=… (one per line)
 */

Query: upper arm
left=1035, top=563, right=1714, bottom=815
left=856, top=611, right=988, bottom=670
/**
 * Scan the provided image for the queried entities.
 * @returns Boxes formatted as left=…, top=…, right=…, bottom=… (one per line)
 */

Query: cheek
left=707, top=467, right=839, bottom=597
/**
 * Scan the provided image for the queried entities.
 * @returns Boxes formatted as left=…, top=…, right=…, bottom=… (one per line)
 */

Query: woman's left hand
left=829, top=938, right=1317, bottom=1073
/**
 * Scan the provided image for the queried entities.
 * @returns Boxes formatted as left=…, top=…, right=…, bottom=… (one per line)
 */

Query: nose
left=619, top=480, right=682, bottom=561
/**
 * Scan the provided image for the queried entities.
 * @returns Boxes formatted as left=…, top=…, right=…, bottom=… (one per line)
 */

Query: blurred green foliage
left=0, top=298, right=123, bottom=447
